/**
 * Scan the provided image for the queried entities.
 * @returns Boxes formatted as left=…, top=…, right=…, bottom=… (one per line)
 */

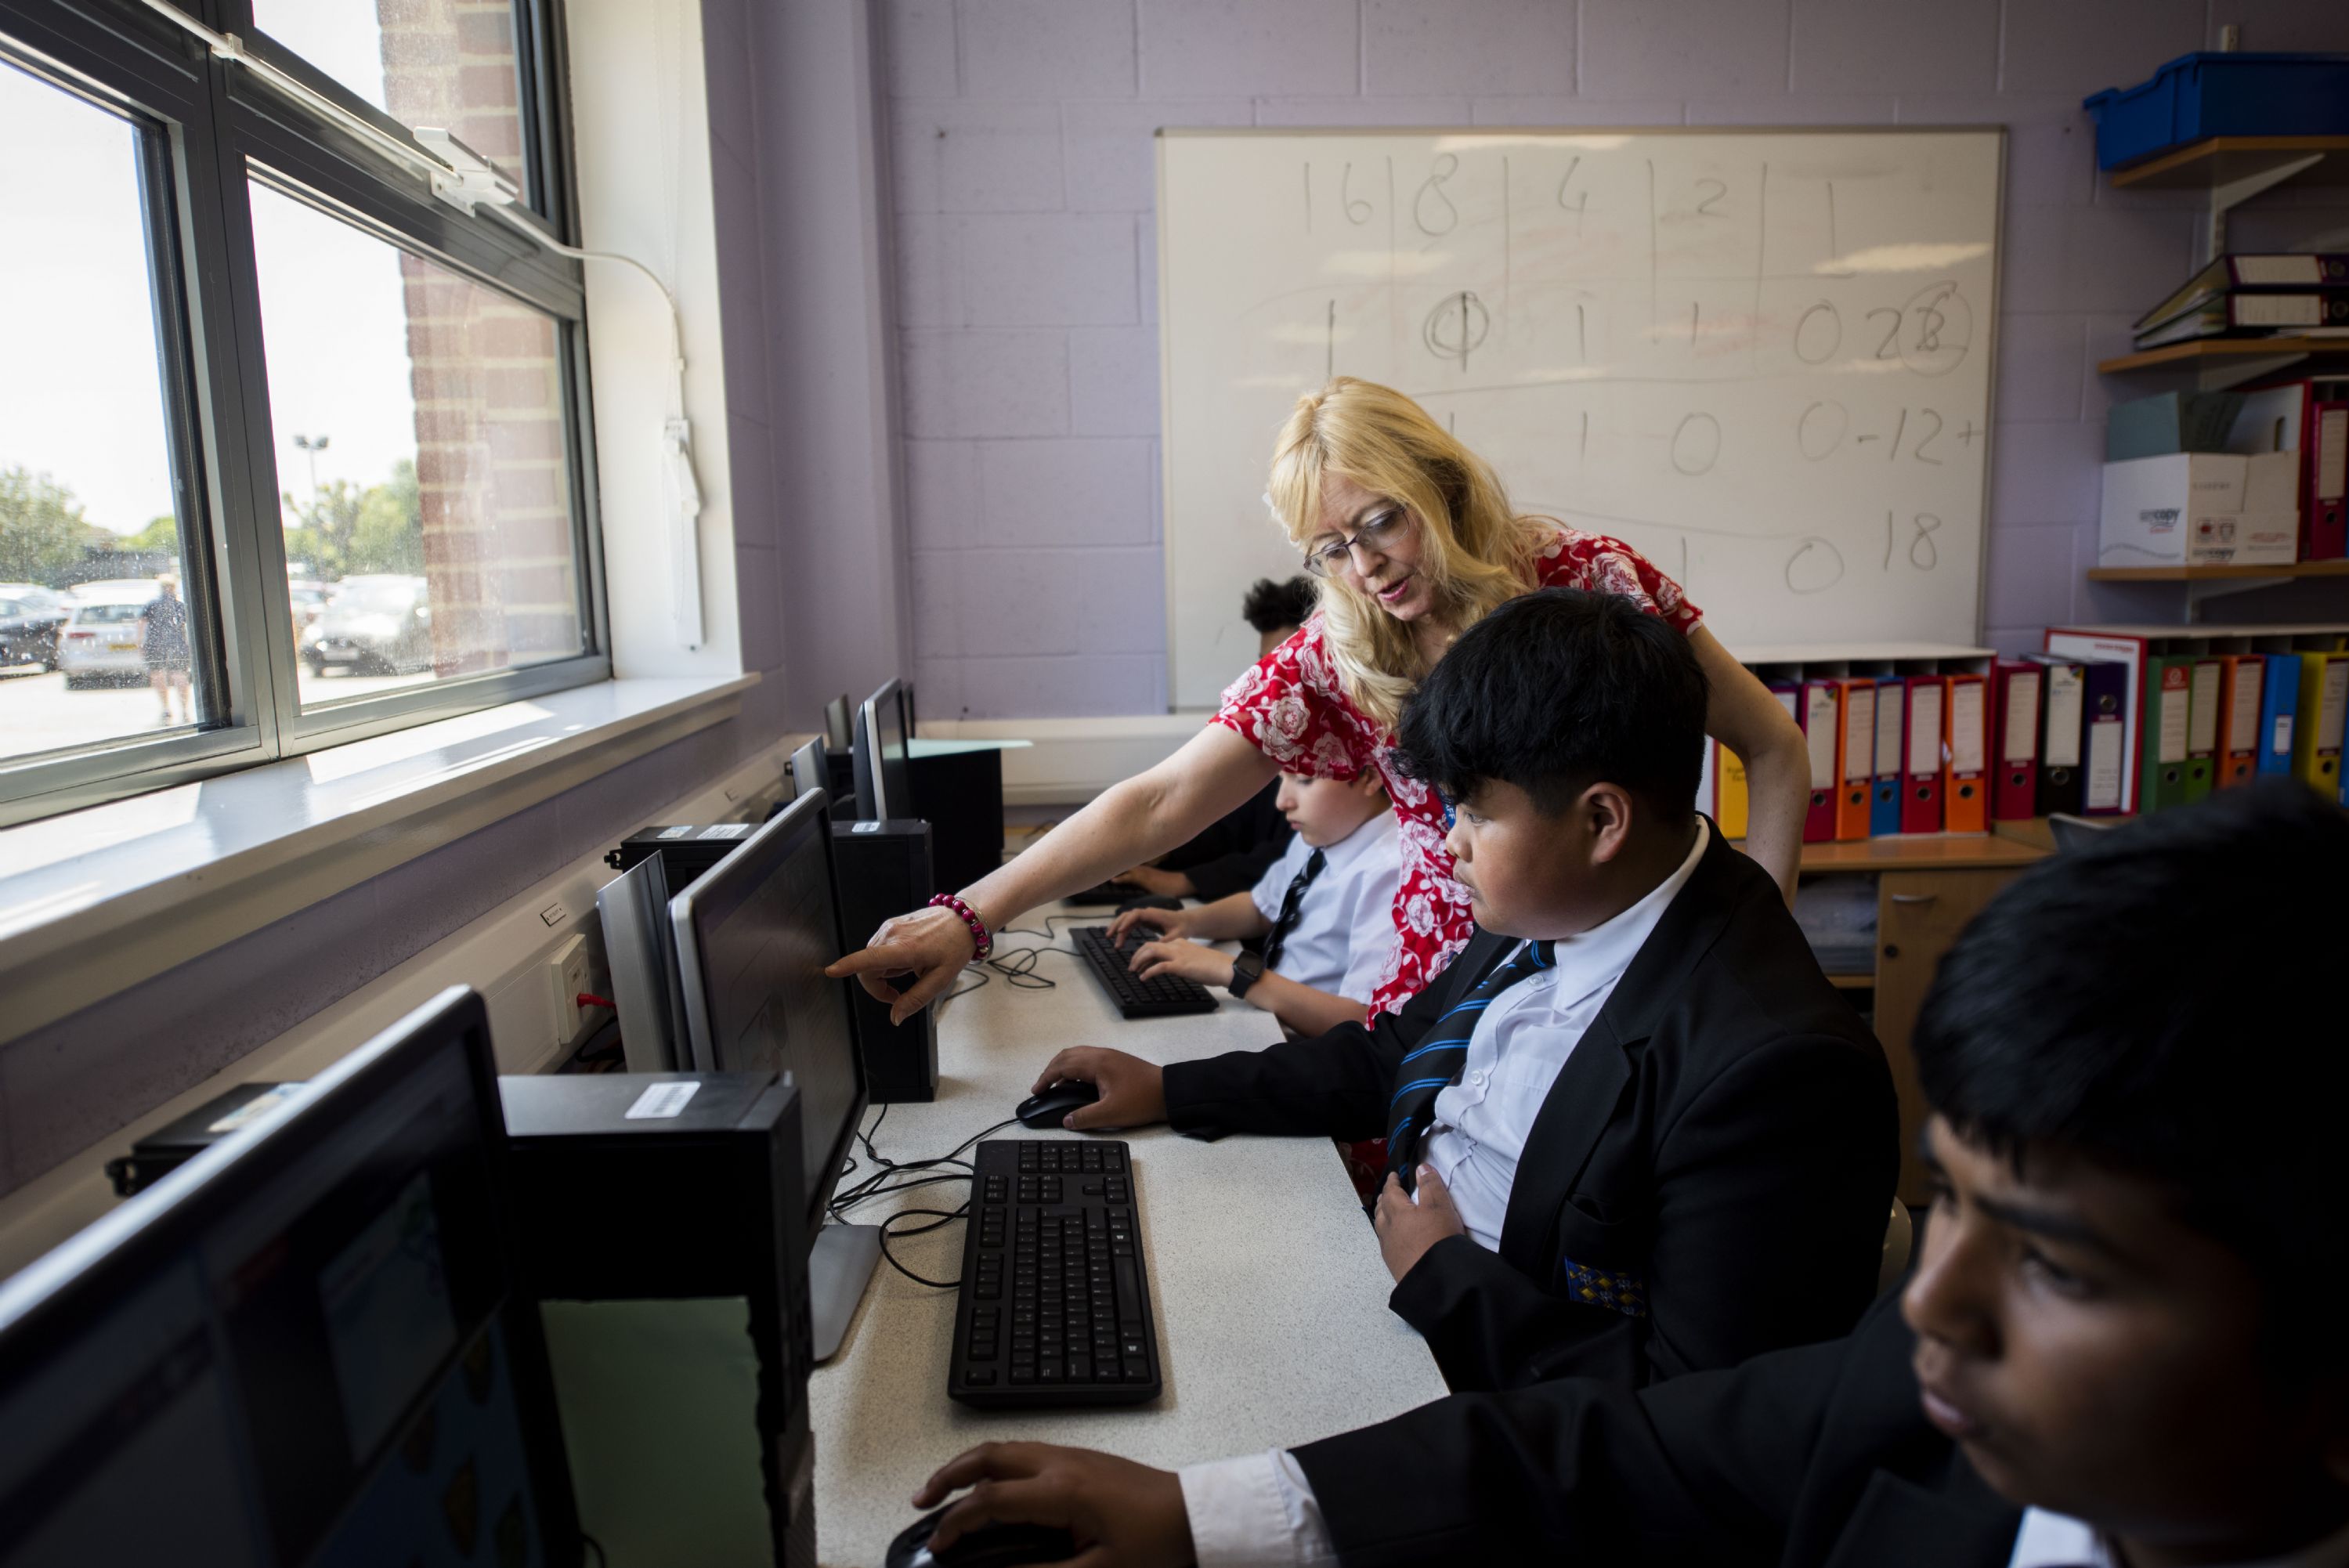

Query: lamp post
left=292, top=432, right=331, bottom=495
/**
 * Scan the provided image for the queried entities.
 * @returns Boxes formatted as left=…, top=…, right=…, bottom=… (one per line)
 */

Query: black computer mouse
left=884, top=1506, right=1079, bottom=1567
left=1014, top=1079, right=1099, bottom=1129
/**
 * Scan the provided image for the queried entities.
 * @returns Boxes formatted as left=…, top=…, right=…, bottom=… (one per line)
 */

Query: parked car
left=287, top=578, right=331, bottom=634
left=57, top=582, right=164, bottom=688
left=305, top=574, right=432, bottom=676
left=0, top=587, right=71, bottom=670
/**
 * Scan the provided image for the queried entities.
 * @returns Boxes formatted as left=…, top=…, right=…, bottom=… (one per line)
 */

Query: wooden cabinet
left=1872, top=867, right=2028, bottom=1205
left=1766, top=830, right=2047, bottom=1208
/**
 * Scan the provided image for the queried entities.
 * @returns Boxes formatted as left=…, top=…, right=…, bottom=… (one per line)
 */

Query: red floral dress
left=1212, top=527, right=1703, bottom=1019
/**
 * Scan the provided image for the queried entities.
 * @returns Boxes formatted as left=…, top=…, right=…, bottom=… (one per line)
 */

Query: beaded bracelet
left=927, top=892, right=992, bottom=961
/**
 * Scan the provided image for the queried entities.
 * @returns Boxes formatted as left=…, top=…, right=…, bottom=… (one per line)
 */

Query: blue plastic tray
left=2085, top=51, right=2349, bottom=170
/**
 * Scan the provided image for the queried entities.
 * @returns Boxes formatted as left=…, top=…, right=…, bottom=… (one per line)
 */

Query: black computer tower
left=499, top=1072, right=817, bottom=1568
left=908, top=746, right=1006, bottom=899
left=829, top=818, right=938, bottom=1102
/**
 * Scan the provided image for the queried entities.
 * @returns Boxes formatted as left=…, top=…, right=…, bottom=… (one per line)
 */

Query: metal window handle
left=1889, top=893, right=1937, bottom=905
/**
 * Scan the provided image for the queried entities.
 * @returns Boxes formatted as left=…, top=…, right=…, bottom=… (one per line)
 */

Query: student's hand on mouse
left=1112, top=865, right=1192, bottom=898
left=1374, top=1165, right=1466, bottom=1283
left=912, top=1442, right=1194, bottom=1568
left=1107, top=904, right=1188, bottom=944
left=824, top=905, right=975, bottom=1026
left=1031, top=1046, right=1165, bottom=1129
left=1129, top=938, right=1234, bottom=989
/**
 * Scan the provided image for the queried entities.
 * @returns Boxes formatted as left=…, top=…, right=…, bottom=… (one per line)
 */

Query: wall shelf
left=2087, top=560, right=2349, bottom=583
left=2106, top=135, right=2349, bottom=192
left=2097, top=335, right=2349, bottom=389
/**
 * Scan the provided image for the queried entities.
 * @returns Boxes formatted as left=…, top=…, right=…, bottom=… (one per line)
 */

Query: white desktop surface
left=808, top=905, right=1448, bottom=1566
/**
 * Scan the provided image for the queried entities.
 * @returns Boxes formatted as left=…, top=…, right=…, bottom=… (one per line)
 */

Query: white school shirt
left=1177, top=1454, right=2349, bottom=1566
left=2007, top=1510, right=2349, bottom=1568
left=1247, top=809, right=1402, bottom=1003
left=1418, top=817, right=1708, bottom=1251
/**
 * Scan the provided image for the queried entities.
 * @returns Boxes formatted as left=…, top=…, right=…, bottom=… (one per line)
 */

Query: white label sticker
left=2235, top=255, right=2322, bottom=285
left=2086, top=719, right=2125, bottom=810
left=2156, top=674, right=2190, bottom=765
left=2187, top=662, right=2223, bottom=754
left=1908, top=683, right=1943, bottom=774
left=207, top=1083, right=304, bottom=1135
left=2275, top=714, right=2296, bottom=757
left=656, top=825, right=693, bottom=840
left=1843, top=685, right=1874, bottom=784
left=1949, top=680, right=1986, bottom=775
left=1874, top=683, right=1903, bottom=777
left=2002, top=672, right=2040, bottom=764
left=1805, top=685, right=1838, bottom=788
left=2319, top=659, right=2349, bottom=751
left=2044, top=666, right=2084, bottom=768
left=624, top=1082, right=701, bottom=1120
left=698, top=823, right=752, bottom=840
left=2320, top=409, right=2347, bottom=501
left=2227, top=661, right=2264, bottom=755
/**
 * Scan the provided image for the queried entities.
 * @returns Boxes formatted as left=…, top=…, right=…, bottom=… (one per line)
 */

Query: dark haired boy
left=917, top=782, right=2349, bottom=1568
left=1035, top=588, right=1895, bottom=1393
left=1116, top=576, right=1319, bottom=901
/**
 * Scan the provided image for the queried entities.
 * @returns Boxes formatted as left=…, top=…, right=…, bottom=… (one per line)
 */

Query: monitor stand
left=809, top=1222, right=884, bottom=1362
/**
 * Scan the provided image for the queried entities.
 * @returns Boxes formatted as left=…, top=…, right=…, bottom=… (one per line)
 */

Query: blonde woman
left=832, top=378, right=1809, bottom=1021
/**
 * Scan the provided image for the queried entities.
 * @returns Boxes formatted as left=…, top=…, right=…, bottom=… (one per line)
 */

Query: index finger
left=823, top=941, right=909, bottom=981
left=1031, top=1047, right=1091, bottom=1096
left=914, top=1440, right=1043, bottom=1508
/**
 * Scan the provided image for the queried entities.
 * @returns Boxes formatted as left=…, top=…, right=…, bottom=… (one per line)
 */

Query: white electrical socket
left=549, top=934, right=592, bottom=1043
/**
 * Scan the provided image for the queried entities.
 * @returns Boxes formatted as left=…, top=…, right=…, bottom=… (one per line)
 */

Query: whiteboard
left=1157, top=128, right=2004, bottom=709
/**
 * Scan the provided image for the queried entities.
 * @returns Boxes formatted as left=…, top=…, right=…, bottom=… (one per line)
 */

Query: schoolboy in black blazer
left=1032, top=590, right=1896, bottom=1394
left=914, top=783, right=2349, bottom=1568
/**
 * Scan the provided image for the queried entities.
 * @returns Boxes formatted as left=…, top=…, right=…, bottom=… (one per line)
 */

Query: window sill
left=0, top=674, right=756, bottom=1046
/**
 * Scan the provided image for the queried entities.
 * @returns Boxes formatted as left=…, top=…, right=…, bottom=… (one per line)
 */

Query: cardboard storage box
left=2099, top=452, right=2300, bottom=567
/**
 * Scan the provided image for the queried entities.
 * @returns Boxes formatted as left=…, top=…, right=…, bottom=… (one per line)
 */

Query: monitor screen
left=670, top=792, right=866, bottom=1230
left=789, top=736, right=829, bottom=806
left=0, top=989, right=577, bottom=1568
left=851, top=678, right=911, bottom=822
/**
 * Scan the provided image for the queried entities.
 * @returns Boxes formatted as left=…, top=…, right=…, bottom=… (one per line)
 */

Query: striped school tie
left=1257, top=847, right=1327, bottom=973
left=1382, top=939, right=1556, bottom=1187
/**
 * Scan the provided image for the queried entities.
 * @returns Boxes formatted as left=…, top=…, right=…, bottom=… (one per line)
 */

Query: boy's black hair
left=1916, top=781, right=2349, bottom=1367
left=1242, top=576, right=1317, bottom=636
left=1391, top=587, right=1709, bottom=820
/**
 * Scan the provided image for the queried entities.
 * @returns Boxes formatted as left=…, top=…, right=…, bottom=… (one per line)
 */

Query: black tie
left=1383, top=940, right=1556, bottom=1187
left=1258, top=847, right=1326, bottom=973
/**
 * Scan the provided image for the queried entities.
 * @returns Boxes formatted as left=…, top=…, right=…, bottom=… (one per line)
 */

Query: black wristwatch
left=1228, top=950, right=1267, bottom=999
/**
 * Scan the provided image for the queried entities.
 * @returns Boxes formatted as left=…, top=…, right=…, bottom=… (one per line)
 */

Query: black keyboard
left=949, top=1140, right=1161, bottom=1408
left=1071, top=925, right=1218, bottom=1018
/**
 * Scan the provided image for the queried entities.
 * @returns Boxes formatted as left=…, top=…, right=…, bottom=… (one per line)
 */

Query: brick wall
left=880, top=0, right=2349, bottom=715
left=381, top=0, right=577, bottom=675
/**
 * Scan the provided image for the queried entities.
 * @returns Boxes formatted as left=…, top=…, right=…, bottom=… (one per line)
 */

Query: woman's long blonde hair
left=1266, top=378, right=1555, bottom=732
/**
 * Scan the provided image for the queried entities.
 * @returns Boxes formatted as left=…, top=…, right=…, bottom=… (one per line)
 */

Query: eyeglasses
left=1302, top=507, right=1411, bottom=577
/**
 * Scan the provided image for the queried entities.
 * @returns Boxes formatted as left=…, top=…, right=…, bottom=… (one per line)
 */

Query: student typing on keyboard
left=1029, top=589, right=1896, bottom=1396
left=1104, top=768, right=1401, bottom=1038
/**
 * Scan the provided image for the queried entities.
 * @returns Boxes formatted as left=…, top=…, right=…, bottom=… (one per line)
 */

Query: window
left=0, top=0, right=601, bottom=826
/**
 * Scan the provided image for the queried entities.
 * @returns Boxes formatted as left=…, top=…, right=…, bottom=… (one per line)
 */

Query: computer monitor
left=821, top=693, right=852, bottom=753
left=597, top=851, right=688, bottom=1073
left=789, top=735, right=829, bottom=806
left=668, top=790, right=880, bottom=1360
left=0, top=988, right=580, bottom=1565
left=850, top=677, right=912, bottom=822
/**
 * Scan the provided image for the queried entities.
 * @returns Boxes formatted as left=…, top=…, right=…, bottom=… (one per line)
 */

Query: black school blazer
left=1293, top=1289, right=2022, bottom=1567
left=1161, top=821, right=1899, bottom=1393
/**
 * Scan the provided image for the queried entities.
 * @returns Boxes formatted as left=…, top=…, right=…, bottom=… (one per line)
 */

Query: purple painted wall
left=879, top=0, right=2349, bottom=711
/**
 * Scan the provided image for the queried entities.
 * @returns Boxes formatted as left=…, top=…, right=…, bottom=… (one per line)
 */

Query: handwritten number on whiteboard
left=1556, top=157, right=1588, bottom=235
left=1868, top=308, right=1902, bottom=360
left=1914, top=410, right=1946, bottom=464
left=1884, top=511, right=1942, bottom=570
left=1342, top=161, right=1373, bottom=225
left=1693, top=178, right=1727, bottom=217
left=1794, top=302, right=1840, bottom=365
left=1414, top=154, right=1460, bottom=237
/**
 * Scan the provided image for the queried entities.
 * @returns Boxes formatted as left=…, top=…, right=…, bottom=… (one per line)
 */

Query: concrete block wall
left=880, top=0, right=2349, bottom=709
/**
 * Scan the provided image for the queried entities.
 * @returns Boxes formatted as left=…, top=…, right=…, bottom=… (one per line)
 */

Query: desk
left=807, top=905, right=1450, bottom=1566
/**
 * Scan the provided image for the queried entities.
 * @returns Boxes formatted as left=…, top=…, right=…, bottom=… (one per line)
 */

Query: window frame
left=0, top=0, right=609, bottom=826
